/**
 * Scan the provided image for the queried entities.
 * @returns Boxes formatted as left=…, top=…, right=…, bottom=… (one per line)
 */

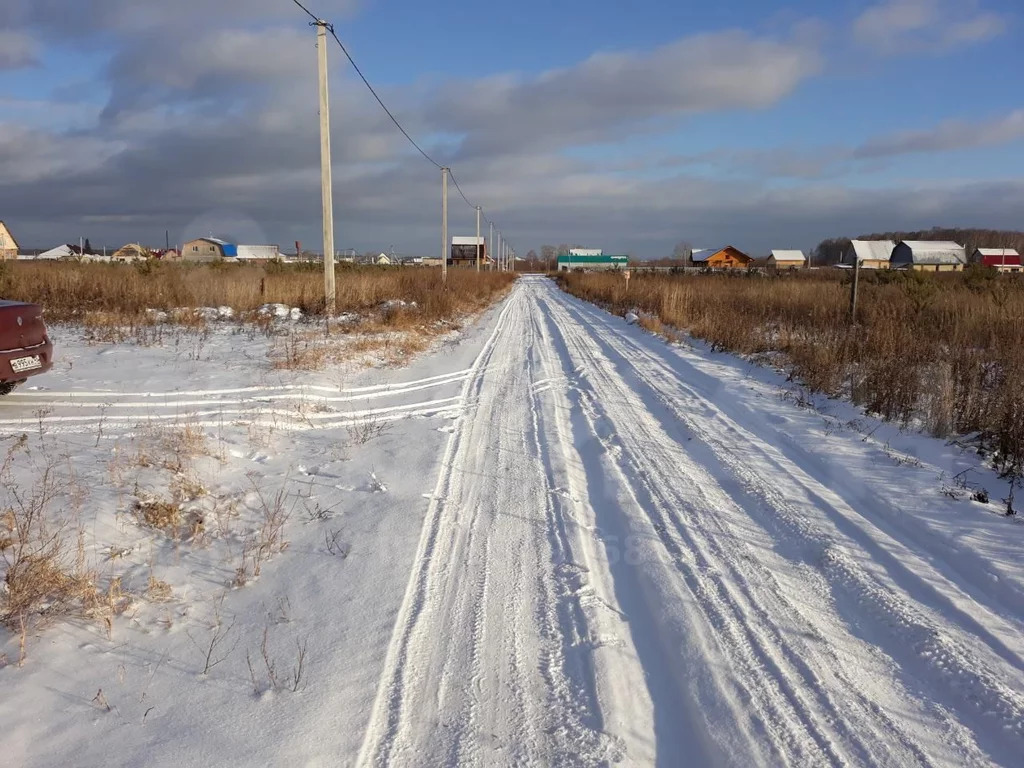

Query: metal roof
left=569, top=248, right=603, bottom=256
left=690, top=248, right=717, bottom=262
left=770, top=250, right=806, bottom=262
left=850, top=240, right=895, bottom=263
left=894, top=241, right=966, bottom=265
left=975, top=248, right=1020, bottom=257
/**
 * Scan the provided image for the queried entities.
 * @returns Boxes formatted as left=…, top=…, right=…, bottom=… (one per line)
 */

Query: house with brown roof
left=690, top=246, right=752, bottom=270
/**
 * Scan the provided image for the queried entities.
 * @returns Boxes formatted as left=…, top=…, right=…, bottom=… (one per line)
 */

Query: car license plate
left=10, top=355, right=42, bottom=373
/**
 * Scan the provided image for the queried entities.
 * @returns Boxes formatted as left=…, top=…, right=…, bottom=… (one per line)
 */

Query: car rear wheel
left=0, top=381, right=20, bottom=396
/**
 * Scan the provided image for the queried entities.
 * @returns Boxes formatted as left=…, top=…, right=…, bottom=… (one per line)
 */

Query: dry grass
left=560, top=268, right=1024, bottom=479
left=0, top=261, right=516, bottom=327
left=0, top=462, right=108, bottom=664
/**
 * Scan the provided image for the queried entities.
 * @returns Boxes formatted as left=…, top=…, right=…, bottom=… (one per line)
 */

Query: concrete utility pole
left=489, top=221, right=494, bottom=272
left=316, top=20, right=336, bottom=315
left=850, top=256, right=861, bottom=322
left=441, top=167, right=449, bottom=284
left=475, top=206, right=482, bottom=272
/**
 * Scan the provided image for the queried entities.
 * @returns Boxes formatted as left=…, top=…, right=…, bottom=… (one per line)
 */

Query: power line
left=448, top=169, right=480, bottom=211
left=290, top=0, right=319, bottom=23
left=290, top=1, right=514, bottom=261
left=326, top=27, right=443, bottom=170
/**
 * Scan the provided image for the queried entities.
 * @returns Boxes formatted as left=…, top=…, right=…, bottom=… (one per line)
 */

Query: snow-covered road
left=3, top=276, right=1022, bottom=768
left=358, top=276, right=1024, bottom=767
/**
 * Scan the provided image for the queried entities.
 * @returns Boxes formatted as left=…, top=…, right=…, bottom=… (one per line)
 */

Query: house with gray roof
left=890, top=241, right=966, bottom=272
left=848, top=240, right=896, bottom=269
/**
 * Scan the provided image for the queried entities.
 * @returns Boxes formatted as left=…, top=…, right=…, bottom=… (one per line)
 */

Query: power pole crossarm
left=316, top=21, right=336, bottom=315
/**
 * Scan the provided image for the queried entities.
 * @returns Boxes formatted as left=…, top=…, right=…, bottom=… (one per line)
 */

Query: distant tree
left=83, top=238, right=94, bottom=255
left=525, top=249, right=538, bottom=262
left=557, top=244, right=571, bottom=258
left=540, top=245, right=557, bottom=263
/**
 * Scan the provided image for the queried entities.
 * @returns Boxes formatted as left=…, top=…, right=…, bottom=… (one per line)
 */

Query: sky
left=1, top=0, right=1023, bottom=259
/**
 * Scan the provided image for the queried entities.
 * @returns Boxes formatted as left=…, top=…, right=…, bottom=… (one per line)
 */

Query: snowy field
left=2, top=276, right=1022, bottom=767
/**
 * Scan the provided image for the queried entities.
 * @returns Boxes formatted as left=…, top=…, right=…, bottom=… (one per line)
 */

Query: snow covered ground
left=2, top=276, right=1022, bottom=767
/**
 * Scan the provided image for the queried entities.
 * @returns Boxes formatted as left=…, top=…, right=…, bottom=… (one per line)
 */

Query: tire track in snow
left=556, top=291, right=1024, bottom=764
left=537, top=289, right=858, bottom=766
left=356, top=290, right=624, bottom=766
left=568, top=294, right=1024, bottom=653
left=0, top=371, right=470, bottom=435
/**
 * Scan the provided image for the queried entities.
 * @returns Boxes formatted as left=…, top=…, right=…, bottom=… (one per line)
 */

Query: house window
left=192, top=245, right=198, bottom=252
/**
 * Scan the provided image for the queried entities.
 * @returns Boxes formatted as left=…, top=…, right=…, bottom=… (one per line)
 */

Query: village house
left=848, top=240, right=895, bottom=269
left=182, top=237, right=237, bottom=262
left=0, top=221, right=20, bottom=260
left=973, top=248, right=1021, bottom=273
left=690, top=246, right=752, bottom=270
left=451, top=236, right=489, bottom=268
left=767, top=250, right=806, bottom=270
left=111, top=243, right=150, bottom=262
left=890, top=241, right=966, bottom=272
left=34, top=244, right=77, bottom=260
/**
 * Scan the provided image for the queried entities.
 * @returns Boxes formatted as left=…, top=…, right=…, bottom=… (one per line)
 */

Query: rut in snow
left=357, top=277, right=1024, bottom=767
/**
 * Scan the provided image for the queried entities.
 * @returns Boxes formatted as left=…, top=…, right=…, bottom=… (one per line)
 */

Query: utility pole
left=475, top=206, right=482, bottom=272
left=441, top=167, right=449, bottom=284
left=316, top=20, right=336, bottom=315
left=850, top=256, right=861, bottom=322
left=489, top=221, right=494, bottom=272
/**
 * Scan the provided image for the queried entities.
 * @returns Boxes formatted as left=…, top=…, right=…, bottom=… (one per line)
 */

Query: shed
left=236, top=244, right=281, bottom=261
left=557, top=254, right=628, bottom=272
left=690, top=246, right=752, bottom=270
left=890, top=241, right=966, bottom=272
left=848, top=240, right=895, bottom=269
left=973, top=248, right=1021, bottom=273
left=767, top=250, right=806, bottom=269
left=0, top=221, right=20, bottom=260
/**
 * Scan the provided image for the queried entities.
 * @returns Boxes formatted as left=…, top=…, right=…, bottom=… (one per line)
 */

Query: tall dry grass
left=0, top=261, right=515, bottom=325
left=559, top=268, right=1024, bottom=480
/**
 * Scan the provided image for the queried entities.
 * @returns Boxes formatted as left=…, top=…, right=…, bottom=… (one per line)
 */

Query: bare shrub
left=234, top=476, right=295, bottom=585
left=0, top=466, right=105, bottom=664
left=347, top=411, right=391, bottom=446
left=246, top=625, right=309, bottom=694
left=186, top=595, right=237, bottom=675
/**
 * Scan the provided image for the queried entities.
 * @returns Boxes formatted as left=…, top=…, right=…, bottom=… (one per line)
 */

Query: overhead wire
left=290, top=0, right=510, bottom=257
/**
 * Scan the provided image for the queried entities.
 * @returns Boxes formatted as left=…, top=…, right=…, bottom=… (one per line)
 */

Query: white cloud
left=855, top=109, right=1024, bottom=157
left=853, top=0, right=1007, bottom=54
left=426, top=30, right=822, bottom=157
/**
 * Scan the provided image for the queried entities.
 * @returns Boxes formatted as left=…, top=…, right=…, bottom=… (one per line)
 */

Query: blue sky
left=2, top=0, right=1023, bottom=257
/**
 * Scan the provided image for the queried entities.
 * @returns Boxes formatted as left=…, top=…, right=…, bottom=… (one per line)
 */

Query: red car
left=0, top=300, right=54, bottom=395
